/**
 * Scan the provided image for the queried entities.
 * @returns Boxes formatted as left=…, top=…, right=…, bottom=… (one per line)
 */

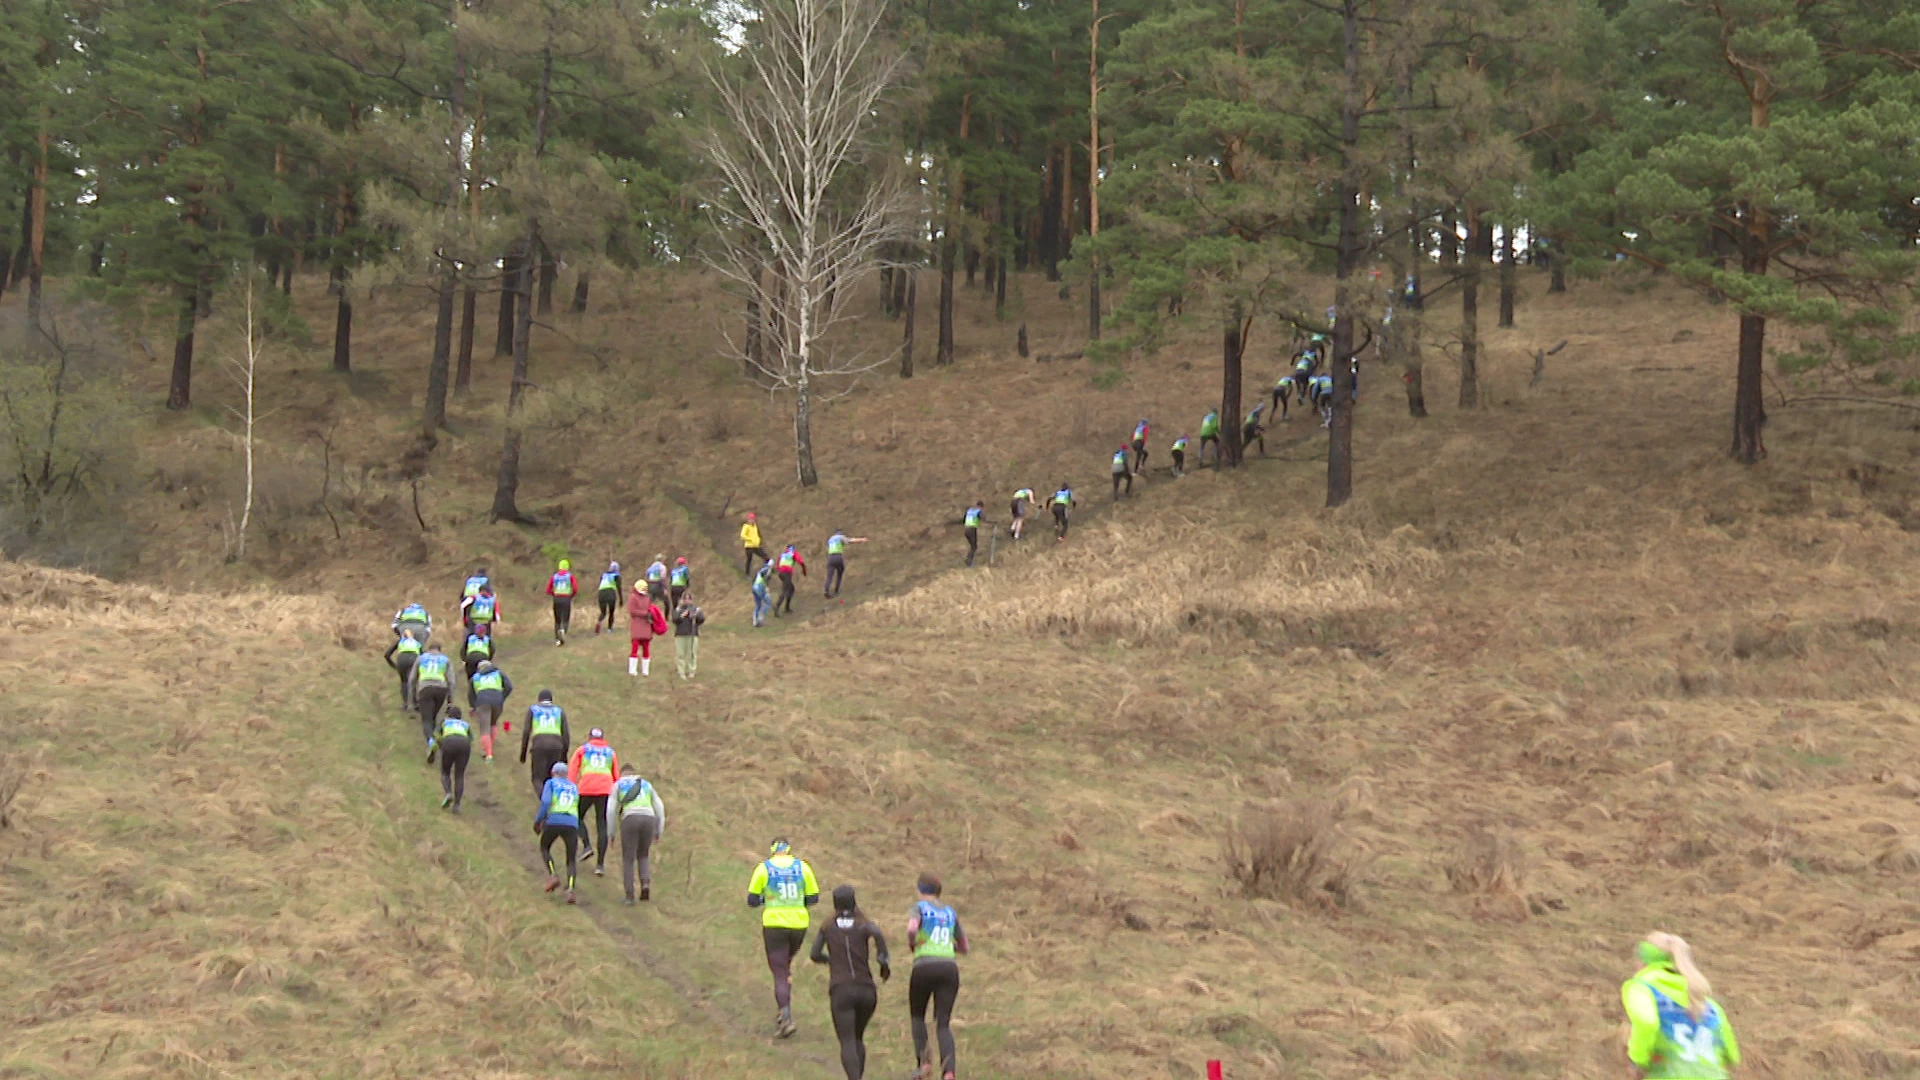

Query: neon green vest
left=470, top=670, right=504, bottom=694
left=528, top=704, right=563, bottom=737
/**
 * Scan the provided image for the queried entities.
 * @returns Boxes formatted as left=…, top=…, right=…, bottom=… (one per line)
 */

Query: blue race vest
left=415, top=653, right=451, bottom=685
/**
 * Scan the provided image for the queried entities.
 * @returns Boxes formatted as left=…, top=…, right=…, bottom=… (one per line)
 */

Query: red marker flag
left=1207, top=1061, right=1223, bottom=1080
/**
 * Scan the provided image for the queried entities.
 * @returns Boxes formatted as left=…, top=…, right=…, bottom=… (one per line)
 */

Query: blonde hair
left=1645, top=932, right=1714, bottom=1021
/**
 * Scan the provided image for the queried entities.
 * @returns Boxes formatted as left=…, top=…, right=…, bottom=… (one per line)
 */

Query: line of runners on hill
left=382, top=571, right=978, bottom=1080
left=374, top=443, right=1744, bottom=1080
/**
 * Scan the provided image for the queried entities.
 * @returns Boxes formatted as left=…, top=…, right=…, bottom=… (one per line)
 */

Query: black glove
left=878, top=959, right=891, bottom=982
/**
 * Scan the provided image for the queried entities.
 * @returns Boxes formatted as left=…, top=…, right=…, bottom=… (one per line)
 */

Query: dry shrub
left=1223, top=798, right=1368, bottom=909
left=1872, top=837, right=1920, bottom=874
left=704, top=403, right=739, bottom=442
left=865, top=519, right=1437, bottom=644
left=0, top=750, right=30, bottom=828
left=1445, top=827, right=1531, bottom=921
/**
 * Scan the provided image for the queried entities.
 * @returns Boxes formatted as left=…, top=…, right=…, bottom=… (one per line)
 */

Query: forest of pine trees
left=1, top=0, right=1916, bottom=503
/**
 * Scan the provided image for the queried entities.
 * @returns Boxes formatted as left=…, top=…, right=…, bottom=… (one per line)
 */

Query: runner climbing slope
left=746, top=838, right=820, bottom=1039
left=546, top=559, right=577, bottom=646
left=534, top=761, right=581, bottom=905
left=1623, top=933, right=1740, bottom=1079
left=520, top=689, right=571, bottom=796
left=614, top=766, right=665, bottom=905
left=568, top=727, right=619, bottom=877
left=593, top=562, right=622, bottom=634
left=905, top=873, right=969, bottom=1080
left=811, top=884, right=890, bottom=1080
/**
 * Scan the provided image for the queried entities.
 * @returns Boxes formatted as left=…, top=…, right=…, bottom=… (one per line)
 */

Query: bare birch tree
left=703, top=0, right=907, bottom=487
left=223, top=276, right=261, bottom=561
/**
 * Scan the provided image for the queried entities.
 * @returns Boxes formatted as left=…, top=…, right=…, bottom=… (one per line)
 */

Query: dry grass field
left=3, top=266, right=1920, bottom=1078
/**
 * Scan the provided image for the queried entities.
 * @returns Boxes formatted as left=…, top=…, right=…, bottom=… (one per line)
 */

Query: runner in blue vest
left=534, top=761, right=581, bottom=904
left=593, top=561, right=622, bottom=634
left=435, top=706, right=472, bottom=812
left=1622, top=933, right=1740, bottom=1079
left=519, top=690, right=571, bottom=795
left=1110, top=445, right=1132, bottom=501
left=458, top=567, right=490, bottom=631
left=614, top=766, right=666, bottom=905
left=461, top=584, right=500, bottom=638
left=669, top=557, right=691, bottom=609
left=461, top=623, right=493, bottom=682
left=905, top=873, right=969, bottom=1080
left=1130, top=419, right=1150, bottom=475
left=961, top=503, right=988, bottom=567
left=1051, top=483, right=1074, bottom=541
left=390, top=602, right=431, bottom=649
left=465, top=660, right=513, bottom=762
left=824, top=530, right=867, bottom=598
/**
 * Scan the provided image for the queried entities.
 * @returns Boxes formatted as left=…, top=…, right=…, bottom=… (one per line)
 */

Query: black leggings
left=909, top=961, right=961, bottom=1077
left=830, top=982, right=878, bottom=1079
left=438, top=736, right=470, bottom=805
left=577, top=794, right=611, bottom=866
left=552, top=597, right=572, bottom=636
left=825, top=555, right=845, bottom=596
left=1111, top=470, right=1131, bottom=497
left=597, top=589, right=617, bottom=626
left=764, top=926, right=808, bottom=1010
left=1052, top=505, right=1069, bottom=538
left=540, top=824, right=578, bottom=888
left=778, top=572, right=796, bottom=614
left=1132, top=439, right=1147, bottom=472
left=964, top=527, right=978, bottom=566
left=393, top=655, right=415, bottom=706
left=415, top=686, right=448, bottom=743
left=528, top=740, right=566, bottom=797
left=744, top=546, right=770, bottom=574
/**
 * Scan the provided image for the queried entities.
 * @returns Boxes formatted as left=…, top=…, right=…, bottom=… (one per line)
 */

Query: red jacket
left=627, top=590, right=665, bottom=640
left=568, top=738, right=619, bottom=796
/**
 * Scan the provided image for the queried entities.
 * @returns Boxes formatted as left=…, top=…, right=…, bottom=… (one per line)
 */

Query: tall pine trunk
left=1326, top=0, right=1362, bottom=507
left=901, top=271, right=917, bottom=377
left=495, top=242, right=521, bottom=355
left=1498, top=223, right=1515, bottom=328
left=536, top=241, right=556, bottom=315
left=1729, top=85, right=1772, bottom=464
left=27, top=125, right=47, bottom=326
left=1458, top=205, right=1484, bottom=409
left=168, top=285, right=197, bottom=410
left=421, top=0, right=465, bottom=437
left=1087, top=3, right=1104, bottom=341
left=1220, top=301, right=1245, bottom=468
left=455, top=286, right=477, bottom=395
left=746, top=262, right=764, bottom=375
left=937, top=232, right=956, bottom=366
left=332, top=288, right=353, bottom=373
left=490, top=30, right=552, bottom=522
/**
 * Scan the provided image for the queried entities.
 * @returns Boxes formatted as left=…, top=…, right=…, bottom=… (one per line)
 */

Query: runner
left=465, top=659, right=514, bottom=762
left=905, top=873, right=969, bottom=1080
left=1197, top=409, right=1221, bottom=467
left=568, top=727, right=619, bottom=877
left=627, top=581, right=665, bottom=676
left=462, top=623, right=493, bottom=682
left=462, top=583, right=499, bottom=639
left=1110, top=446, right=1132, bottom=501
left=391, top=601, right=432, bottom=648
left=751, top=560, right=776, bottom=628
left=1271, top=368, right=1293, bottom=421
left=1622, top=932, right=1740, bottom=1079
left=741, top=511, right=771, bottom=575
left=810, top=884, right=891, bottom=1080
left=614, top=765, right=665, bottom=905
left=458, top=566, right=489, bottom=631
left=1051, top=483, right=1074, bottom=542
left=383, top=627, right=422, bottom=712
left=1292, top=350, right=1315, bottom=403
left=1170, top=434, right=1189, bottom=477
left=669, top=557, right=691, bottom=609
left=593, top=561, right=622, bottom=634
left=436, top=706, right=472, bottom=812
left=519, top=689, right=572, bottom=796
left=534, top=761, right=581, bottom=904
left=645, top=554, right=669, bottom=606
left=774, top=545, right=806, bottom=617
left=1130, top=418, right=1150, bottom=475
left=411, top=644, right=453, bottom=749
left=962, top=502, right=987, bottom=567
left=673, top=591, right=706, bottom=679
left=1310, top=372, right=1335, bottom=427
left=1009, top=487, right=1035, bottom=541
left=746, top=838, right=821, bottom=1038
left=546, top=558, right=578, bottom=646
left=824, top=529, right=868, bottom=598
left=1243, top=402, right=1268, bottom=458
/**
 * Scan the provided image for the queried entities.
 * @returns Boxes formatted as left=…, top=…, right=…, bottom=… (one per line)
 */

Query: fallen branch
left=1784, top=395, right=1920, bottom=414
left=1530, top=339, right=1569, bottom=387
left=1035, top=350, right=1085, bottom=363
left=410, top=479, right=430, bottom=531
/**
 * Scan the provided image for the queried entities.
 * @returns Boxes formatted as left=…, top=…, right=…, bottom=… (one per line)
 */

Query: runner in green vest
left=383, top=628, right=423, bottom=712
left=961, top=503, right=989, bottom=567
left=905, top=873, right=970, bottom=1080
left=1170, top=435, right=1189, bottom=477
left=1050, top=483, right=1074, bottom=541
left=824, top=530, right=867, bottom=598
left=1109, top=446, right=1132, bottom=501
left=411, top=645, right=453, bottom=749
left=435, top=707, right=473, bottom=812
left=747, top=838, right=821, bottom=1038
left=1198, top=409, right=1221, bottom=467
left=1622, top=933, right=1740, bottom=1079
left=519, top=690, right=572, bottom=796
left=593, top=561, right=622, bottom=634
left=465, top=660, right=514, bottom=762
left=1009, top=488, right=1035, bottom=541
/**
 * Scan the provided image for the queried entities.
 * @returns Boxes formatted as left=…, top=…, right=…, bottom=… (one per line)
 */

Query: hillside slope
left=4, top=270, right=1920, bottom=1077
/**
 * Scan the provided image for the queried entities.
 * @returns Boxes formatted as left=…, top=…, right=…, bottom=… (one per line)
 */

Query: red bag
left=650, top=607, right=669, bottom=636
